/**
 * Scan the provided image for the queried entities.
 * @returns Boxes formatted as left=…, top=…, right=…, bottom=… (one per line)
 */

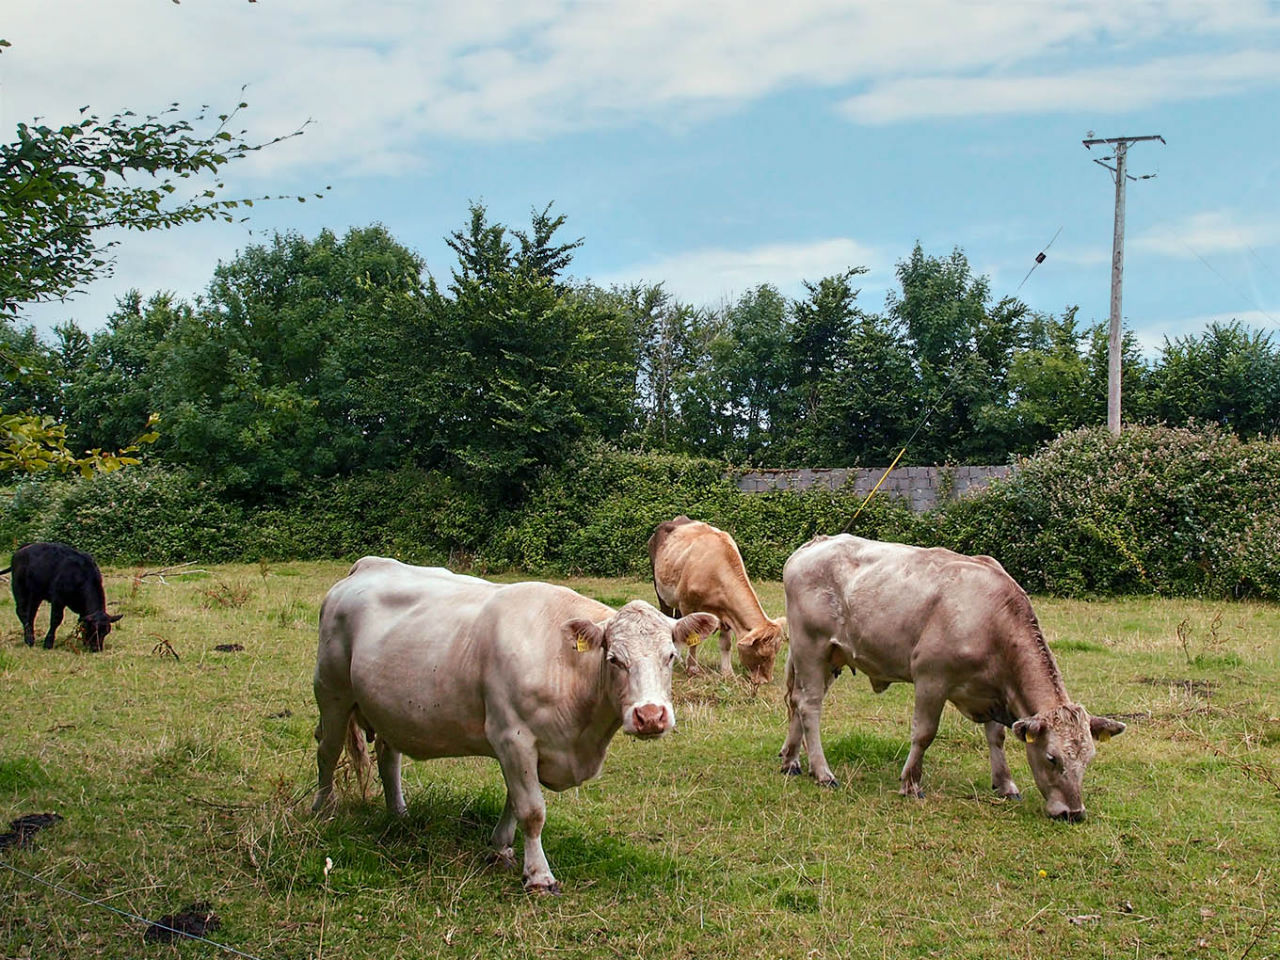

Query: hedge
left=3, top=426, right=1277, bottom=598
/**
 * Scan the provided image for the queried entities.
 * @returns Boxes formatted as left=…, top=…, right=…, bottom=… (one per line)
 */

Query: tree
left=775, top=269, right=871, bottom=463
left=888, top=245, right=1026, bottom=463
left=154, top=226, right=431, bottom=493
left=623, top=283, right=705, bottom=449
left=1, top=102, right=315, bottom=316
left=719, top=285, right=791, bottom=460
left=437, top=205, right=632, bottom=500
left=982, top=307, right=1098, bottom=454
left=1146, top=321, right=1280, bottom=436
left=1, top=89, right=317, bottom=474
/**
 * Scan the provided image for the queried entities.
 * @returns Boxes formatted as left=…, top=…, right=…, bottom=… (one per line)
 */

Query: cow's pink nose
left=633, top=704, right=670, bottom=736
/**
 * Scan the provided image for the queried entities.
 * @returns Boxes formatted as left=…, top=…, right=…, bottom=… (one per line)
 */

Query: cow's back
left=785, top=535, right=1017, bottom=682
left=11, top=542, right=106, bottom=609
left=650, top=519, right=744, bottom=616
left=317, top=560, right=612, bottom=761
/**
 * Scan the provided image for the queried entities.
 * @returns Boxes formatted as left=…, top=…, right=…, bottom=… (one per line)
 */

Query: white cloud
left=839, top=49, right=1280, bottom=123
left=1133, top=210, right=1280, bottom=258
left=599, top=237, right=882, bottom=307
left=4, top=0, right=1278, bottom=181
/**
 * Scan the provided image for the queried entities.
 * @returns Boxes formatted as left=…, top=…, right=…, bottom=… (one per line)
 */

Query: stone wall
left=735, top=465, right=1012, bottom=512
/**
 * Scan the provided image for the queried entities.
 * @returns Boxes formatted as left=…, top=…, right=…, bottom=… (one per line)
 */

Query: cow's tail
left=344, top=709, right=373, bottom=800
left=0, top=566, right=10, bottom=576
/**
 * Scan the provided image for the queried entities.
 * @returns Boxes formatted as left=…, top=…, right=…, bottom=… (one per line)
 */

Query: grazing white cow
left=313, top=558, right=716, bottom=893
left=780, top=535, right=1125, bottom=821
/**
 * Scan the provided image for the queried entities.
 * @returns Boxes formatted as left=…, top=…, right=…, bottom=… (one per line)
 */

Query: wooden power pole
left=1083, top=134, right=1164, bottom=435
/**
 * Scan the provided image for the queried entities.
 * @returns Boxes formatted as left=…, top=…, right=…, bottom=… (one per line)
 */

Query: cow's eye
left=665, top=651, right=676, bottom=666
left=606, top=653, right=628, bottom=670
left=1046, top=753, right=1059, bottom=767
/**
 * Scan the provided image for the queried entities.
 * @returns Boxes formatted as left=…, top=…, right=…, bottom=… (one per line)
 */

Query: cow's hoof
left=995, top=789, right=1022, bottom=802
left=23, top=639, right=34, bottom=647
left=388, top=803, right=408, bottom=818
left=488, top=849, right=517, bottom=870
left=815, top=777, right=839, bottom=789
left=780, top=761, right=802, bottom=776
left=524, top=879, right=561, bottom=896
left=899, top=784, right=925, bottom=799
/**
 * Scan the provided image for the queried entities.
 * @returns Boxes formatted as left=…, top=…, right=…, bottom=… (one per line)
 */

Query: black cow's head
left=80, top=612, right=123, bottom=652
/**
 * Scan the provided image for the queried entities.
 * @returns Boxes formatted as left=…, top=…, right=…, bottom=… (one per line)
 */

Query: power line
left=842, top=232, right=1059, bottom=531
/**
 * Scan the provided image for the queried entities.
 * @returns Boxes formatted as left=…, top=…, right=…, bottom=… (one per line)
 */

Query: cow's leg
left=312, top=694, right=353, bottom=813
left=376, top=741, right=408, bottom=817
left=900, top=681, right=946, bottom=798
left=984, top=721, right=1021, bottom=799
left=718, top=622, right=734, bottom=676
left=491, top=729, right=558, bottom=894
left=42, top=603, right=64, bottom=649
left=787, top=652, right=838, bottom=787
left=488, top=794, right=518, bottom=869
left=16, top=595, right=37, bottom=647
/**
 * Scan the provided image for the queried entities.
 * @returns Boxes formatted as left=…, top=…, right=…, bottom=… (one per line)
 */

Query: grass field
left=1, top=562, right=1277, bottom=959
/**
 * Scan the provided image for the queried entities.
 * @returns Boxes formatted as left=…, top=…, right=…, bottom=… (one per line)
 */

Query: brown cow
left=779, top=535, right=1125, bottom=821
left=648, top=516, right=786, bottom=684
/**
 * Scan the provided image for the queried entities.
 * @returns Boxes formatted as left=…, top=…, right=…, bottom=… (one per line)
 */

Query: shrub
left=481, top=440, right=916, bottom=578
left=1, top=466, right=244, bottom=563
left=4, top=426, right=1276, bottom=599
left=929, top=424, right=1280, bottom=597
left=248, top=469, right=493, bottom=564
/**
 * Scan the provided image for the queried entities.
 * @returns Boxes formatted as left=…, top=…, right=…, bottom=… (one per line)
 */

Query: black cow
left=2, top=543, right=122, bottom=651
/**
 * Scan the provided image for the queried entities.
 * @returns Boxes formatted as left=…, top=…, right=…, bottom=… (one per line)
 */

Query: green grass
left=1, top=564, right=1277, bottom=959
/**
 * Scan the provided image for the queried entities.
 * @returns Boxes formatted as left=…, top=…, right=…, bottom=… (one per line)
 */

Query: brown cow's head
left=736, top=618, right=787, bottom=685
left=563, top=601, right=716, bottom=738
left=1013, top=703, right=1125, bottom=821
left=80, top=612, right=123, bottom=652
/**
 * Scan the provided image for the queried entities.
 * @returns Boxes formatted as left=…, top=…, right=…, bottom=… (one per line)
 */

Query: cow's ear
left=563, top=618, right=605, bottom=653
left=108, top=613, right=123, bottom=623
left=671, top=612, right=718, bottom=648
left=1012, top=717, right=1046, bottom=743
left=1089, top=715, right=1126, bottom=742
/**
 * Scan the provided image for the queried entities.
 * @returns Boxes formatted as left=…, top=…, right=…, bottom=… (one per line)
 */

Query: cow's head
left=736, top=617, right=787, bottom=685
left=80, top=611, right=122, bottom=652
left=563, top=601, right=716, bottom=738
left=1012, top=703, right=1125, bottom=821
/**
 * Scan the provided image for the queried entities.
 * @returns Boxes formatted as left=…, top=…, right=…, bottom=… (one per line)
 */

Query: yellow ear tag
left=1025, top=733, right=1037, bottom=743
left=686, top=633, right=702, bottom=648
left=1098, top=731, right=1111, bottom=742
left=576, top=633, right=590, bottom=653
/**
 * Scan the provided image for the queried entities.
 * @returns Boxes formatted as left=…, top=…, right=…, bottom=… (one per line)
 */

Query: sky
left=4, top=0, right=1279, bottom=355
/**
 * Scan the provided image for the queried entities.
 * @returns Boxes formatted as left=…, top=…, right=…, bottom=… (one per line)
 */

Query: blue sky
left=5, top=1, right=1279, bottom=354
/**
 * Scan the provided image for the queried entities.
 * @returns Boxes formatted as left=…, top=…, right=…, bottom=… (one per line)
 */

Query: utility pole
left=1083, top=133, right=1164, bottom=436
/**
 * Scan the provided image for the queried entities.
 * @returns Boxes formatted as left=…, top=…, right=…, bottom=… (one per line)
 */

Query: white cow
left=312, top=558, right=716, bottom=893
left=781, top=535, right=1125, bottom=821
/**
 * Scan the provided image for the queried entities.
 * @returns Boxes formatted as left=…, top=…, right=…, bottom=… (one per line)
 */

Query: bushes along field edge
left=2, top=424, right=1277, bottom=599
